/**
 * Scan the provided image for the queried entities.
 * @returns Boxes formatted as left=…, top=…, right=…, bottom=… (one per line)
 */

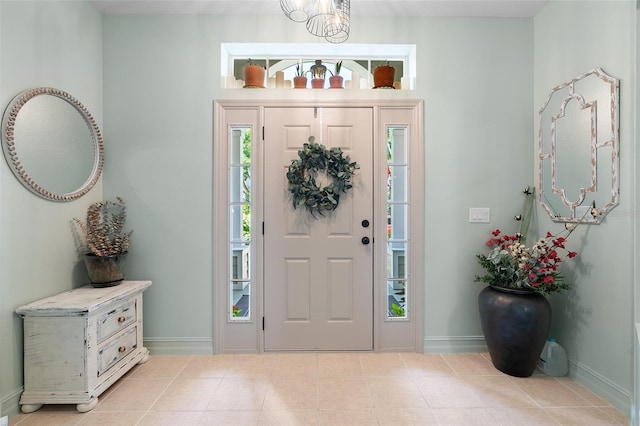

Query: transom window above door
left=221, top=43, right=416, bottom=89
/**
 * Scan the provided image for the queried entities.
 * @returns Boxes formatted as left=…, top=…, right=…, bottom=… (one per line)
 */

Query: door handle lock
left=361, top=219, right=370, bottom=228
left=361, top=236, right=370, bottom=245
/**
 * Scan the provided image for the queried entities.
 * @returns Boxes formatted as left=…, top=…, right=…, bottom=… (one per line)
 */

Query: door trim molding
left=214, top=99, right=424, bottom=353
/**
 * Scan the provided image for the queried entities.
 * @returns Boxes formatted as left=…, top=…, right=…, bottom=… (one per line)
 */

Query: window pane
left=231, top=128, right=251, bottom=165
left=230, top=166, right=251, bottom=203
left=230, top=281, right=250, bottom=320
left=230, top=243, right=250, bottom=280
left=267, top=59, right=284, bottom=78
left=388, top=203, right=407, bottom=241
left=387, top=243, right=407, bottom=279
left=387, top=279, right=406, bottom=318
left=387, top=166, right=407, bottom=203
left=230, top=205, right=251, bottom=242
left=388, top=127, right=407, bottom=164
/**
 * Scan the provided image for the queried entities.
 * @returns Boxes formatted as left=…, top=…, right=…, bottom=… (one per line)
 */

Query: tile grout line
left=132, top=354, right=196, bottom=426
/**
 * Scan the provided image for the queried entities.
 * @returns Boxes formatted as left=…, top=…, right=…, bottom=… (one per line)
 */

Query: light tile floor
left=9, top=352, right=629, bottom=425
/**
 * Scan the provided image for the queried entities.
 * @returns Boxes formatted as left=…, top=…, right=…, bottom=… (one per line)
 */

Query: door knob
left=361, top=219, right=370, bottom=228
left=361, top=236, right=370, bottom=245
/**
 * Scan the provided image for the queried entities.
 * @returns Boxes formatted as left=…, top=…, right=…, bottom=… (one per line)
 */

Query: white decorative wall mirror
left=538, top=68, right=619, bottom=223
left=1, top=87, right=104, bottom=202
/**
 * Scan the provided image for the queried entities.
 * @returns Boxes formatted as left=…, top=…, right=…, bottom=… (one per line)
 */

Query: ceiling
left=89, top=0, right=548, bottom=17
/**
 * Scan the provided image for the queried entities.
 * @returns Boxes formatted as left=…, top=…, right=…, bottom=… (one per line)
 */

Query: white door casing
left=213, top=99, right=424, bottom=354
left=263, top=107, right=374, bottom=351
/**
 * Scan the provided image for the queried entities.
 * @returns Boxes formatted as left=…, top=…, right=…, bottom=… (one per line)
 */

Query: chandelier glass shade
left=282, top=0, right=350, bottom=43
left=280, top=0, right=311, bottom=23
left=306, top=0, right=350, bottom=43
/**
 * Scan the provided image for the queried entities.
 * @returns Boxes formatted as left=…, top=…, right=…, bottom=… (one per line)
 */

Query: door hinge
left=262, top=222, right=265, bottom=235
left=262, top=317, right=265, bottom=330
left=262, top=126, right=265, bottom=141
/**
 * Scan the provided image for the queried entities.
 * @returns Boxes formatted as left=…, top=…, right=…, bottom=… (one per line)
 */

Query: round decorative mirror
left=1, top=87, right=104, bottom=202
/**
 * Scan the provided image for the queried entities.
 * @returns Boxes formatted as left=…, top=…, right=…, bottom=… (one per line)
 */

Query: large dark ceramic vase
left=478, top=285, right=551, bottom=377
left=83, top=252, right=128, bottom=288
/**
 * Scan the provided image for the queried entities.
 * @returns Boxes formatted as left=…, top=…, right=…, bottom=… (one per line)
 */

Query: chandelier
left=280, top=0, right=350, bottom=43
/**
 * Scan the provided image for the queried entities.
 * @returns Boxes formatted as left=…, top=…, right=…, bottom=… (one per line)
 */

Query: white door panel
left=264, top=107, right=373, bottom=351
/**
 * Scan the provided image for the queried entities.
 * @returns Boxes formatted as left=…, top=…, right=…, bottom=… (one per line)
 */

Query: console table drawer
left=97, top=300, right=136, bottom=343
left=98, top=326, right=138, bottom=376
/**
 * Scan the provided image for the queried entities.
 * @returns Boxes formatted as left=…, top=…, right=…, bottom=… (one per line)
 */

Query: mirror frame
left=538, top=68, right=619, bottom=224
left=1, top=87, right=104, bottom=202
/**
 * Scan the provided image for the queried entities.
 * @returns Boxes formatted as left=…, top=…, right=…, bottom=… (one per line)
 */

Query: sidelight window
left=386, top=127, right=409, bottom=319
left=229, top=127, right=252, bottom=321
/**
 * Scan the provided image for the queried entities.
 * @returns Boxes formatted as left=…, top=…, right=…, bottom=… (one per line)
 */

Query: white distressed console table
left=15, top=280, right=152, bottom=413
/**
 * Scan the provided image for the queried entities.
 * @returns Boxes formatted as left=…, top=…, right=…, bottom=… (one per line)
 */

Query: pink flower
left=552, top=237, right=566, bottom=248
left=477, top=225, right=580, bottom=294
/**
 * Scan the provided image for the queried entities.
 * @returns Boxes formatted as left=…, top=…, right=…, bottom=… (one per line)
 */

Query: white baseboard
left=423, top=335, right=487, bottom=353
left=1, top=387, right=22, bottom=419
left=144, top=338, right=214, bottom=355
left=423, top=335, right=630, bottom=417
left=569, top=358, right=631, bottom=416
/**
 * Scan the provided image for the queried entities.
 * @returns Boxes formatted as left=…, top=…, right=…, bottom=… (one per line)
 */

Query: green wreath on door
left=286, top=136, right=359, bottom=217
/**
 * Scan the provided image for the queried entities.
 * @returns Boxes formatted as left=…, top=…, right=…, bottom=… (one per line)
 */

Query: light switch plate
left=469, top=207, right=490, bottom=223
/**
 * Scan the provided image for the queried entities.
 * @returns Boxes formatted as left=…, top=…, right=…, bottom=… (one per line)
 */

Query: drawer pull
left=118, top=346, right=126, bottom=353
left=118, top=316, right=126, bottom=323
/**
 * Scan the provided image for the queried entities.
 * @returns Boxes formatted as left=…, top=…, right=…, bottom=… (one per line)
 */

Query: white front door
left=263, top=107, right=374, bottom=351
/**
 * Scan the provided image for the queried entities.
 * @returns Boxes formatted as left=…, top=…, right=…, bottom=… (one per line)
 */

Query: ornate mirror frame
left=1, top=87, right=104, bottom=202
left=538, top=68, right=619, bottom=224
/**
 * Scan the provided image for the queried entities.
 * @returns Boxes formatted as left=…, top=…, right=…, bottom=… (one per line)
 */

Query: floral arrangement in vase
left=73, top=197, right=131, bottom=256
left=73, top=197, right=132, bottom=286
left=474, top=227, right=579, bottom=295
left=474, top=187, right=598, bottom=295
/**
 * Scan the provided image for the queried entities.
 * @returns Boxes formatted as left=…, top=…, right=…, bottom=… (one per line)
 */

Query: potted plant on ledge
left=73, top=197, right=132, bottom=287
left=243, top=58, right=266, bottom=88
left=310, top=59, right=327, bottom=89
left=373, top=61, right=395, bottom=89
left=293, top=63, right=308, bottom=89
left=329, top=61, right=344, bottom=89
